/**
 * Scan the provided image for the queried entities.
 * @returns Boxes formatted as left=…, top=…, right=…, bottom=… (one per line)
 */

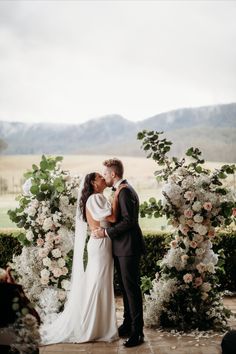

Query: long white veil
left=40, top=176, right=88, bottom=344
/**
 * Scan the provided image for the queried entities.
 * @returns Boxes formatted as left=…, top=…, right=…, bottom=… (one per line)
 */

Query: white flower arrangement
left=138, top=130, right=236, bottom=331
left=9, top=156, right=80, bottom=317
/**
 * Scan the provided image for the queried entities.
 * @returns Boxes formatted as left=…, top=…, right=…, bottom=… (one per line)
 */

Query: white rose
left=201, top=282, right=212, bottom=292
left=40, top=277, right=49, bottom=285
left=61, top=279, right=71, bottom=290
left=42, top=257, right=52, bottom=267
left=57, top=258, right=66, bottom=268
left=193, top=214, right=204, bottom=223
left=43, top=217, right=54, bottom=231
left=192, top=201, right=202, bottom=212
left=201, top=292, right=209, bottom=301
left=38, top=248, right=49, bottom=258
left=40, top=269, right=50, bottom=278
left=52, top=248, right=62, bottom=258
left=57, top=290, right=66, bottom=301
left=26, top=230, right=34, bottom=241
left=195, top=248, right=205, bottom=256
left=26, top=206, right=37, bottom=216
left=206, top=263, right=215, bottom=273
left=198, top=225, right=208, bottom=236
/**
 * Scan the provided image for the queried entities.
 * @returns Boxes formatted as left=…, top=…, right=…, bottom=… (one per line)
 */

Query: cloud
left=0, top=0, right=235, bottom=124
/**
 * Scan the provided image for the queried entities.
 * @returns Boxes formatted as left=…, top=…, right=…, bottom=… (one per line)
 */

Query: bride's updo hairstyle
left=79, top=172, right=96, bottom=222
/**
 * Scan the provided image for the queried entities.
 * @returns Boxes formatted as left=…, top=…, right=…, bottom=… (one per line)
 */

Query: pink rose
left=194, top=277, right=203, bottom=287
left=186, top=219, right=194, bottom=227
left=54, top=235, right=61, bottom=244
left=184, top=191, right=195, bottom=201
left=203, top=202, right=212, bottom=211
left=52, top=267, right=62, bottom=278
left=190, top=241, right=198, bottom=249
left=184, top=209, right=194, bottom=219
left=170, top=240, right=178, bottom=248
left=36, top=238, right=44, bottom=247
left=183, top=273, right=193, bottom=283
left=208, top=228, right=215, bottom=239
left=61, top=267, right=69, bottom=276
left=179, top=224, right=189, bottom=236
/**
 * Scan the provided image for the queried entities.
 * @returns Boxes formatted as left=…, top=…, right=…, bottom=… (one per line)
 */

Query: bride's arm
left=105, top=185, right=127, bottom=223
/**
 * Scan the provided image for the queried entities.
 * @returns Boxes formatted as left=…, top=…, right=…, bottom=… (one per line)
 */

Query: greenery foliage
left=1, top=230, right=235, bottom=294
left=137, top=130, right=236, bottom=331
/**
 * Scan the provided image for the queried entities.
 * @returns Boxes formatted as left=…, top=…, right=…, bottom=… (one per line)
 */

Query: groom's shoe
left=123, top=334, right=144, bottom=347
left=118, top=324, right=131, bottom=337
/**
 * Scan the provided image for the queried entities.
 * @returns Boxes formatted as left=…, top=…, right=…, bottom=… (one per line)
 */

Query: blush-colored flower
left=184, top=191, right=196, bottom=201
left=184, top=209, right=194, bottom=219
left=183, top=273, right=193, bottom=283
left=181, top=254, right=189, bottom=263
left=36, top=238, right=44, bottom=247
left=193, top=234, right=204, bottom=243
left=203, top=202, right=212, bottom=211
left=186, top=219, right=194, bottom=227
left=170, top=240, right=178, bottom=248
left=61, top=267, right=68, bottom=275
left=179, top=224, right=189, bottom=236
left=196, top=262, right=206, bottom=273
left=194, top=277, right=203, bottom=287
left=208, top=228, right=215, bottom=238
left=52, top=267, right=62, bottom=278
left=190, top=241, right=198, bottom=249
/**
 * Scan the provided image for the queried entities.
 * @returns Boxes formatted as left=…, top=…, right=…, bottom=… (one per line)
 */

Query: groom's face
left=103, top=166, right=115, bottom=187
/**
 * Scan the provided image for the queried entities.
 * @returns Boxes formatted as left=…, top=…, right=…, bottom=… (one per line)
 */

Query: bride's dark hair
left=79, top=172, right=96, bottom=222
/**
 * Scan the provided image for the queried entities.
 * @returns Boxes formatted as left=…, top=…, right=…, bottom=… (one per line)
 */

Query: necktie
left=112, top=186, right=116, bottom=192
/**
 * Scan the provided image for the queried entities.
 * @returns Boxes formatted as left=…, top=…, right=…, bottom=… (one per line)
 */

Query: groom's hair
left=103, top=158, right=124, bottom=178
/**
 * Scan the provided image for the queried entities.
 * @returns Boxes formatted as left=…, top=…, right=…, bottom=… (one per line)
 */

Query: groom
left=93, top=158, right=146, bottom=347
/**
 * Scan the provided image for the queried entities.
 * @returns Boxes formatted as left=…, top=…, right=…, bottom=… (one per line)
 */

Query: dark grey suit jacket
left=107, top=181, right=146, bottom=257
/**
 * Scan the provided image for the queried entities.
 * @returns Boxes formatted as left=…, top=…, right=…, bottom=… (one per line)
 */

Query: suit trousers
left=114, top=255, right=144, bottom=335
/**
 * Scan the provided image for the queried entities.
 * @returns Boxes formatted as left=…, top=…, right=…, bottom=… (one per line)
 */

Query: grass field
left=0, top=154, right=235, bottom=231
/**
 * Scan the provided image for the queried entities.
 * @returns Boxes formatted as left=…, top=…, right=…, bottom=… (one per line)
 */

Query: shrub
left=1, top=229, right=235, bottom=292
left=0, top=231, right=23, bottom=268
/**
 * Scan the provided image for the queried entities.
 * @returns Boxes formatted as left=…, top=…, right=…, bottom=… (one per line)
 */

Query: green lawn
left=0, top=191, right=169, bottom=232
left=0, top=207, right=17, bottom=229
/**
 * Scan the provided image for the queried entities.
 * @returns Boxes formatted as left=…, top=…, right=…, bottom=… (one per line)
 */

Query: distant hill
left=0, top=103, right=235, bottom=162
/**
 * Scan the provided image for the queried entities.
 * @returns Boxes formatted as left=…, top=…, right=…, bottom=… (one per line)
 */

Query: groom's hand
left=93, top=228, right=106, bottom=238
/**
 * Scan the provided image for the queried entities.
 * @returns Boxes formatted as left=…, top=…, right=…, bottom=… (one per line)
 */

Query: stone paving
left=40, top=296, right=236, bottom=354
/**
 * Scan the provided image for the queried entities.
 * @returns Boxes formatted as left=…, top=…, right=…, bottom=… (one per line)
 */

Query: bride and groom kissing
left=41, top=158, right=146, bottom=348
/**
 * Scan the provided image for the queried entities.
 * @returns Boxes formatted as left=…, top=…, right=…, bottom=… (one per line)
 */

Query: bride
left=40, top=172, right=125, bottom=344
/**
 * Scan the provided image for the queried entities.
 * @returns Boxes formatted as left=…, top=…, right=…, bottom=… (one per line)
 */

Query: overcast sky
left=0, top=0, right=236, bottom=125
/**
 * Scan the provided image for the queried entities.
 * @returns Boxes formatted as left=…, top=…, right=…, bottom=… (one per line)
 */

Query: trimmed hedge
left=0, top=231, right=23, bottom=268
left=1, top=230, right=236, bottom=292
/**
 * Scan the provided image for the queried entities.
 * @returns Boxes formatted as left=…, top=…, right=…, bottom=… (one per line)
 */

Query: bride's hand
left=93, top=228, right=106, bottom=238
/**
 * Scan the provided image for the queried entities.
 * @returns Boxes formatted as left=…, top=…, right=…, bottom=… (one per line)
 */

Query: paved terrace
left=40, top=296, right=236, bottom=354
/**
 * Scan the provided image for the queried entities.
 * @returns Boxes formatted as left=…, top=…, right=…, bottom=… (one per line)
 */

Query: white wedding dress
left=40, top=193, right=118, bottom=344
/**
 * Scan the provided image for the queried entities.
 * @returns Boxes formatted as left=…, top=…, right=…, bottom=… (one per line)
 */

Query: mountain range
left=0, top=103, right=236, bottom=162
